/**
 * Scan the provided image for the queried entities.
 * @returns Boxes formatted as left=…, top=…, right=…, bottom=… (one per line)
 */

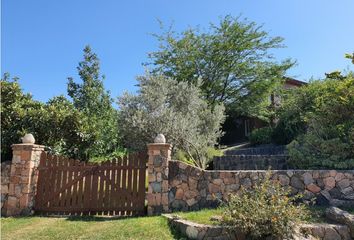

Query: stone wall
left=213, top=155, right=288, bottom=170
left=168, top=160, right=354, bottom=212
left=1, top=161, right=11, bottom=215
left=164, top=214, right=352, bottom=240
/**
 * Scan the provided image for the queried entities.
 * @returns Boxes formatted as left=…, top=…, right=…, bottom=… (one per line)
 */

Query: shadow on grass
left=65, top=215, right=133, bottom=222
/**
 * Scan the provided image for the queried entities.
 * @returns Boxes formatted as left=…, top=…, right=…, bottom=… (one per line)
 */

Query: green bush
left=89, top=147, right=128, bottom=163
left=220, top=172, right=309, bottom=239
left=174, top=147, right=223, bottom=168
left=249, top=127, right=273, bottom=145
left=286, top=74, right=354, bottom=169
left=272, top=118, right=306, bottom=145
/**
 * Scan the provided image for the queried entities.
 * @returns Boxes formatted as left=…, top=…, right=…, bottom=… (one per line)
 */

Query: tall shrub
left=0, top=75, right=91, bottom=160
left=118, top=73, right=225, bottom=169
left=287, top=75, right=354, bottom=169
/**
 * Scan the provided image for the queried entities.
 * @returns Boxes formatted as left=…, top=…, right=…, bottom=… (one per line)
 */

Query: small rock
left=291, top=176, right=305, bottom=190
left=335, top=173, right=345, bottom=182
left=341, top=186, right=353, bottom=196
left=337, top=179, right=350, bottom=189
left=278, top=174, right=290, bottom=186
left=326, top=207, right=354, bottom=238
left=323, top=226, right=341, bottom=240
left=307, top=183, right=321, bottom=193
left=303, top=172, right=314, bottom=185
left=186, top=225, right=199, bottom=239
left=175, top=188, right=184, bottom=200
left=240, top=178, right=252, bottom=188
left=323, top=177, right=336, bottom=190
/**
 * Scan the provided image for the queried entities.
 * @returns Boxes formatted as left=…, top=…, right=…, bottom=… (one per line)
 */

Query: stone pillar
left=5, top=143, right=44, bottom=216
left=147, top=134, right=172, bottom=215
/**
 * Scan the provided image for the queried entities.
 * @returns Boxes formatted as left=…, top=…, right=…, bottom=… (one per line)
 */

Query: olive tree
left=118, top=73, right=225, bottom=169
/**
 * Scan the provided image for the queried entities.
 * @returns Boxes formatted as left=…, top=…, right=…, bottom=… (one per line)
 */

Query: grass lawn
left=1, top=215, right=180, bottom=240
left=2, top=207, right=354, bottom=240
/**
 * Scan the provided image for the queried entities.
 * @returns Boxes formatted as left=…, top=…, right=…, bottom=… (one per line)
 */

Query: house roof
left=284, top=77, right=307, bottom=86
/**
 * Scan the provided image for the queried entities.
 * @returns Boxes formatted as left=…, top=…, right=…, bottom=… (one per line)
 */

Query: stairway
left=214, top=144, right=288, bottom=170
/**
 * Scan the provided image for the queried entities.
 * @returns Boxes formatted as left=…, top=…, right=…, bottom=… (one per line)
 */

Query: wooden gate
left=35, top=152, right=147, bottom=216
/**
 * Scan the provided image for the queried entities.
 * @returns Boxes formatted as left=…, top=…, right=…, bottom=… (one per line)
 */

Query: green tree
left=345, top=52, right=354, bottom=64
left=67, top=46, right=120, bottom=159
left=147, top=15, right=294, bottom=121
left=118, top=73, right=225, bottom=169
left=1, top=46, right=122, bottom=161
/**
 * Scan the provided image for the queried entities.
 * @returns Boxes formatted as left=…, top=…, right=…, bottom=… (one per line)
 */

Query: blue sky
left=2, top=0, right=354, bottom=102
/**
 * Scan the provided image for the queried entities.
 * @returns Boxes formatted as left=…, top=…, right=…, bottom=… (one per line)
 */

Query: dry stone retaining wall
left=1, top=161, right=11, bottom=215
left=168, top=161, right=354, bottom=212
left=164, top=214, right=352, bottom=240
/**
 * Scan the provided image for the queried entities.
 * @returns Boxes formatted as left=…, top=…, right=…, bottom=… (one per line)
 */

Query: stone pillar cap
left=21, top=133, right=35, bottom=144
left=154, top=134, right=166, bottom=143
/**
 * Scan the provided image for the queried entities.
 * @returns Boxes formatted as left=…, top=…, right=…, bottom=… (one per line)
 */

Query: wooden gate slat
left=61, top=157, right=69, bottom=209
left=122, top=155, right=128, bottom=215
left=48, top=155, right=58, bottom=209
left=44, top=154, right=54, bottom=210
left=115, top=157, right=122, bottom=215
left=138, top=152, right=147, bottom=215
left=83, top=161, right=92, bottom=215
left=71, top=159, right=79, bottom=212
left=110, top=159, right=117, bottom=215
left=65, top=159, right=74, bottom=209
left=131, top=154, right=137, bottom=215
left=90, top=162, right=98, bottom=215
left=105, top=160, right=112, bottom=215
left=97, top=164, right=104, bottom=215
left=77, top=162, right=84, bottom=213
left=34, top=152, right=46, bottom=212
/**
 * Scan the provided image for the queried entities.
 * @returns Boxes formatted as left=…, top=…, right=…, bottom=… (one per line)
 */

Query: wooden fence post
left=147, top=134, right=172, bottom=215
left=5, top=135, right=44, bottom=216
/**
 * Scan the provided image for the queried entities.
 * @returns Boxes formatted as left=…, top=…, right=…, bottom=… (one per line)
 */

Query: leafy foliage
left=249, top=127, right=273, bottom=145
left=0, top=75, right=91, bottom=160
left=147, top=15, right=294, bottom=121
left=1, top=74, right=38, bottom=160
left=175, top=147, right=223, bottom=168
left=271, top=87, right=310, bottom=145
left=220, top=172, right=309, bottom=239
left=286, top=74, right=354, bottom=169
left=118, top=73, right=225, bottom=169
